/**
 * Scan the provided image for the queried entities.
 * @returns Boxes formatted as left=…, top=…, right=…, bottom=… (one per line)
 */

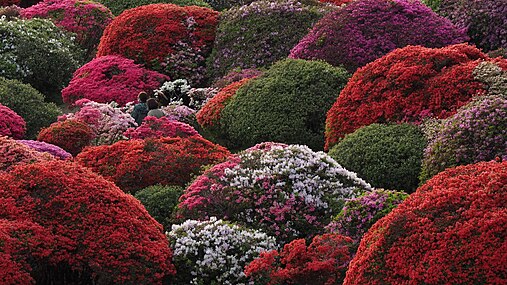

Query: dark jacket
left=131, top=102, right=148, bottom=126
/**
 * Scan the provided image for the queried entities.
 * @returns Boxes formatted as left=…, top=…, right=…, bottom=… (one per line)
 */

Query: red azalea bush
left=21, top=0, right=114, bottom=57
left=0, top=136, right=54, bottom=172
left=97, top=4, right=219, bottom=86
left=76, top=136, right=230, bottom=193
left=245, top=234, right=355, bottom=285
left=325, top=44, right=507, bottom=149
left=37, top=120, right=95, bottom=156
left=62, top=55, right=169, bottom=106
left=0, top=160, right=176, bottom=284
left=124, top=116, right=198, bottom=140
left=0, top=103, right=26, bottom=139
left=344, top=160, right=507, bottom=284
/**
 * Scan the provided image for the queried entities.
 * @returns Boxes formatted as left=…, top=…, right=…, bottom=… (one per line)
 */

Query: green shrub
left=97, top=0, right=210, bottom=15
left=134, top=185, right=184, bottom=230
left=0, top=77, right=60, bottom=139
left=328, top=124, right=427, bottom=193
left=220, top=59, right=350, bottom=150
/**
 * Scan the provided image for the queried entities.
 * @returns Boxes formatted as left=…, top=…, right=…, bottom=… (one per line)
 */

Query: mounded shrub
left=0, top=160, right=176, bottom=284
left=76, top=135, right=230, bottom=194
left=245, top=233, right=354, bottom=285
left=220, top=59, right=350, bottom=150
left=208, top=0, right=330, bottom=80
left=168, top=217, right=277, bottom=284
left=97, top=4, right=218, bottom=86
left=18, top=140, right=72, bottom=160
left=0, top=18, right=83, bottom=101
left=21, top=0, right=114, bottom=58
left=328, top=124, right=427, bottom=193
left=37, top=120, right=96, bottom=156
left=290, top=0, right=468, bottom=72
left=177, top=143, right=372, bottom=243
left=0, top=77, right=60, bottom=139
left=97, top=0, right=210, bottom=16
left=344, top=160, right=507, bottom=284
left=211, top=68, right=263, bottom=89
left=0, top=136, right=54, bottom=172
left=325, top=44, right=507, bottom=149
left=62, top=55, right=169, bottom=106
left=0, top=103, right=25, bottom=139
left=134, top=185, right=183, bottom=230
left=124, top=116, right=198, bottom=140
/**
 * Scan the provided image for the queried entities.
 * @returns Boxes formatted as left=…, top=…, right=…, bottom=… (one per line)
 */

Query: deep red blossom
left=0, top=103, right=26, bottom=139
left=124, top=116, right=198, bottom=140
left=37, top=119, right=95, bottom=156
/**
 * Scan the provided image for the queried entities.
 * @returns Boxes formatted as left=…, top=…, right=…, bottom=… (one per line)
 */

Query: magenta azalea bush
left=18, top=140, right=72, bottom=160
left=0, top=103, right=25, bottom=139
left=290, top=0, right=468, bottom=71
left=62, top=55, right=169, bottom=106
left=124, top=116, right=198, bottom=140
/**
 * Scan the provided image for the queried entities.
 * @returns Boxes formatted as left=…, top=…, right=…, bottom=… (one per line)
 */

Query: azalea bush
left=21, top=0, right=114, bottom=58
left=0, top=103, right=25, bottom=139
left=290, top=0, right=468, bottom=72
left=344, top=160, right=507, bottom=284
left=208, top=0, right=329, bottom=80
left=326, top=189, right=409, bottom=242
left=124, top=116, right=198, bottom=140
left=97, top=4, right=218, bottom=86
left=0, top=18, right=83, bottom=101
left=325, top=44, right=507, bottom=149
left=329, top=124, right=427, bottom=193
left=0, top=160, right=176, bottom=284
left=62, top=55, right=169, bottom=106
left=0, top=136, right=54, bottom=172
left=245, top=234, right=355, bottom=285
left=168, top=217, right=277, bottom=285
left=37, top=120, right=95, bottom=156
left=177, top=143, right=371, bottom=242
left=18, top=140, right=72, bottom=160
left=134, top=185, right=183, bottom=230
left=97, top=0, right=210, bottom=16
left=212, top=68, right=263, bottom=89
left=76, top=136, right=230, bottom=194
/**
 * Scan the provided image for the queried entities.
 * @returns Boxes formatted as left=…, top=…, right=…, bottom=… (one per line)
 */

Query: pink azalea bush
left=18, top=140, right=72, bottom=160
left=124, top=116, right=198, bottom=140
left=0, top=103, right=26, bottom=139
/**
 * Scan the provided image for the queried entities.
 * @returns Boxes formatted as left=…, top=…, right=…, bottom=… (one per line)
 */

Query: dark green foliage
left=97, top=0, right=210, bottom=15
left=134, top=185, right=183, bottom=230
left=0, top=77, right=60, bottom=139
left=328, top=123, right=427, bottom=193
left=220, top=59, right=350, bottom=151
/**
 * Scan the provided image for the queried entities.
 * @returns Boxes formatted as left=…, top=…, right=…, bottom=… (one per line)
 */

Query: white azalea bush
left=177, top=143, right=372, bottom=243
left=168, top=217, right=277, bottom=285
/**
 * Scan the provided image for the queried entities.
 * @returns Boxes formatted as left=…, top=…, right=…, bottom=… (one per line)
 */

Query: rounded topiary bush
left=220, top=59, right=350, bottom=150
left=134, top=185, right=183, bottom=231
left=177, top=143, right=372, bottom=243
left=290, top=0, right=468, bottom=72
left=0, top=160, right=176, bottom=284
left=21, top=0, right=114, bottom=58
left=124, top=116, right=198, bottom=140
left=0, top=136, right=54, bottom=172
left=245, top=233, right=355, bottom=285
left=168, top=217, right=277, bottom=284
left=97, top=0, right=210, bottom=16
left=329, top=124, right=427, bottom=193
left=37, top=120, right=95, bottom=156
left=0, top=77, right=60, bottom=139
left=420, top=95, right=507, bottom=182
left=97, top=4, right=218, bottom=86
left=325, top=44, right=507, bottom=149
left=344, top=160, right=507, bottom=284
left=62, top=56, right=169, bottom=106
left=208, top=0, right=329, bottom=80
left=18, top=140, right=72, bottom=160
left=0, top=18, right=83, bottom=101
left=76, top=136, right=230, bottom=194
left=0, top=103, right=25, bottom=139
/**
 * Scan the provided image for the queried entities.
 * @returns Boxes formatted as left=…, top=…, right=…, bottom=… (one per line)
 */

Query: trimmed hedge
left=134, top=185, right=183, bottom=231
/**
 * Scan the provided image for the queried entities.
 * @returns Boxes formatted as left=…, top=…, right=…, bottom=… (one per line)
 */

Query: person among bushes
left=131, top=92, right=149, bottom=126
left=147, top=98, right=165, bottom=118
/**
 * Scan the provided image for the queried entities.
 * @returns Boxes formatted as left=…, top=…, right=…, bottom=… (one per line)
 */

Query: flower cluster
left=0, top=136, right=54, bottom=172
left=18, top=140, right=72, bottom=160
left=0, top=160, right=176, bottom=284
left=168, top=217, right=277, bottom=285
left=76, top=136, right=230, bottom=193
left=326, top=189, right=409, bottom=242
left=21, top=0, right=114, bottom=58
left=161, top=104, right=197, bottom=124
left=155, top=79, right=192, bottom=106
left=0, top=103, right=25, bottom=139
left=324, top=44, right=503, bottom=149
left=245, top=234, right=354, bottom=285
left=124, top=116, right=198, bottom=140
left=212, top=68, right=263, bottom=89
left=97, top=4, right=218, bottom=81
left=62, top=55, right=169, bottom=106
left=291, top=0, right=467, bottom=72
left=37, top=119, right=95, bottom=156
left=177, top=144, right=371, bottom=242
left=345, top=160, right=507, bottom=284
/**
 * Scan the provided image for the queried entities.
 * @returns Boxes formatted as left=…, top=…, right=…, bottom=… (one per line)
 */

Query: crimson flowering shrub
left=97, top=4, right=218, bottom=86
left=212, top=68, right=262, bottom=89
left=245, top=234, right=354, bottom=285
left=290, top=0, right=468, bottom=72
left=344, top=160, right=507, bottom=284
left=124, top=116, right=198, bottom=140
left=76, top=136, right=230, bottom=193
left=18, top=140, right=72, bottom=160
left=37, top=120, right=95, bottom=156
left=0, top=160, right=176, bottom=284
left=62, top=55, right=169, bottom=106
left=0, top=136, right=54, bottom=172
left=324, top=44, right=507, bottom=149
left=0, top=103, right=25, bottom=139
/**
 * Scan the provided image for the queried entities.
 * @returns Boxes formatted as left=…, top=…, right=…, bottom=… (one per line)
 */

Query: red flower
left=37, top=120, right=95, bottom=156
